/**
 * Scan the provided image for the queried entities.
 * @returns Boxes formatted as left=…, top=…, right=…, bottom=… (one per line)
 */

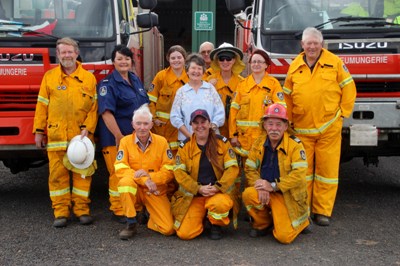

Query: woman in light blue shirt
left=170, top=54, right=225, bottom=141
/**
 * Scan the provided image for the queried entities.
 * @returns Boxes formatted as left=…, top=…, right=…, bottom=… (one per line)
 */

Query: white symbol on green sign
left=194, top=11, right=213, bottom=31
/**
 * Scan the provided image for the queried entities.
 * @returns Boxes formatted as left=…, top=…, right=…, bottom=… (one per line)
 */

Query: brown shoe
left=119, top=223, right=138, bottom=240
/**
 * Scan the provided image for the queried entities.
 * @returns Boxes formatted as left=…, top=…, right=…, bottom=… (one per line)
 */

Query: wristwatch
left=271, top=182, right=278, bottom=192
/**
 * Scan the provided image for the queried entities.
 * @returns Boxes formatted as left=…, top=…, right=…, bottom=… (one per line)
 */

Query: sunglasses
left=218, top=56, right=233, bottom=62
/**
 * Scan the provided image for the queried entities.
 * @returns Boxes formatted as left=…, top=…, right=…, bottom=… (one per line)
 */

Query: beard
left=60, top=58, right=76, bottom=68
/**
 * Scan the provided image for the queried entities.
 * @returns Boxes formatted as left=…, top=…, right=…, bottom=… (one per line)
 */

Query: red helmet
left=263, top=103, right=288, bottom=121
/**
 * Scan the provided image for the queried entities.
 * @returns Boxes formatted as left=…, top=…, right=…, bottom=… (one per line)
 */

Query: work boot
left=112, top=213, right=127, bottom=224
left=119, top=223, right=138, bottom=240
left=53, top=217, right=67, bottom=228
left=314, top=214, right=330, bottom=226
left=301, top=217, right=313, bottom=234
left=208, top=224, right=223, bottom=240
left=136, top=209, right=149, bottom=225
left=79, top=215, right=94, bottom=225
left=249, top=227, right=269, bottom=238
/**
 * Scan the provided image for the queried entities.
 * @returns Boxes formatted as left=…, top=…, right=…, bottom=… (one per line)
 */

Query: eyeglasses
left=218, top=56, right=233, bottom=62
left=200, top=50, right=212, bottom=55
left=250, top=60, right=266, bottom=65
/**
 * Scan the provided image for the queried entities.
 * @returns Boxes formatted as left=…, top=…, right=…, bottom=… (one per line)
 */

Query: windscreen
left=263, top=0, right=400, bottom=31
left=0, top=0, right=114, bottom=39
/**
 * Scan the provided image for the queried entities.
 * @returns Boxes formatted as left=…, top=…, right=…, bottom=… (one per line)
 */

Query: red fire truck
left=0, top=0, right=163, bottom=173
left=225, top=0, right=400, bottom=166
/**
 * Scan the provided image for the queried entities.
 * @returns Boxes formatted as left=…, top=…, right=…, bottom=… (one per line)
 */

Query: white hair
left=132, top=103, right=153, bottom=122
left=302, top=27, right=323, bottom=43
left=199, top=41, right=214, bottom=52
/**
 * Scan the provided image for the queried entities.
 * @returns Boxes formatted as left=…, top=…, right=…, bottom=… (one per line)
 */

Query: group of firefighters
left=32, top=26, right=356, bottom=244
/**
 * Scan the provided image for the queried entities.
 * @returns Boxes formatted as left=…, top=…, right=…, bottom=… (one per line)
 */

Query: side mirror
left=225, top=0, right=246, bottom=14
left=136, top=12, right=159, bottom=28
left=138, top=0, right=157, bottom=10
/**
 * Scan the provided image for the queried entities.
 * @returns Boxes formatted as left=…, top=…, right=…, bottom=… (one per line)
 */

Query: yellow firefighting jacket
left=245, top=131, right=309, bottom=228
left=283, top=48, right=356, bottom=135
left=114, top=132, right=175, bottom=193
left=206, top=72, right=244, bottom=137
left=148, top=67, right=189, bottom=150
left=229, top=73, right=285, bottom=156
left=33, top=62, right=98, bottom=150
left=172, top=134, right=240, bottom=229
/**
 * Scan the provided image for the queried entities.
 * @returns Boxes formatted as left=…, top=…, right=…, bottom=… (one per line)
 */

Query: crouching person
left=242, top=103, right=310, bottom=244
left=114, top=104, right=175, bottom=240
left=172, top=109, right=240, bottom=240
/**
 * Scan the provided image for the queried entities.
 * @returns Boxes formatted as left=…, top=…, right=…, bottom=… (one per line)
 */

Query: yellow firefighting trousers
left=299, top=118, right=342, bottom=217
left=102, top=146, right=124, bottom=216
left=176, top=193, right=233, bottom=240
left=118, top=176, right=174, bottom=236
left=48, top=151, right=92, bottom=218
left=242, top=187, right=309, bottom=244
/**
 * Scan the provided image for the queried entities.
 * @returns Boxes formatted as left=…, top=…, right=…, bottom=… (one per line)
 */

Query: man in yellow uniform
left=243, top=103, right=310, bottom=244
left=33, top=37, right=98, bottom=228
left=283, top=27, right=356, bottom=226
left=199, top=41, right=215, bottom=78
left=115, top=104, right=175, bottom=240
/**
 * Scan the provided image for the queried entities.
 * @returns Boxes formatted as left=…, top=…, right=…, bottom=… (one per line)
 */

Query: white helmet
left=67, top=135, right=95, bottom=169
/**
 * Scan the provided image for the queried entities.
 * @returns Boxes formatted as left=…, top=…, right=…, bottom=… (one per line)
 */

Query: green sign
left=194, top=11, right=213, bottom=31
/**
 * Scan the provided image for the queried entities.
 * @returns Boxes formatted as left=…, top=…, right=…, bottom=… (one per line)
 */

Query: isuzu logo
left=0, top=53, right=34, bottom=62
left=338, top=42, right=388, bottom=49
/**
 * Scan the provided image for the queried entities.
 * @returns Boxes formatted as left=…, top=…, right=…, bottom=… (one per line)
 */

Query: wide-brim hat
left=67, top=135, right=95, bottom=169
left=210, top=42, right=243, bottom=61
left=210, top=42, right=245, bottom=75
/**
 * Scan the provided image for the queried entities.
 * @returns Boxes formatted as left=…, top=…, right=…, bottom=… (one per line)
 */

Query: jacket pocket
left=80, top=89, right=95, bottom=112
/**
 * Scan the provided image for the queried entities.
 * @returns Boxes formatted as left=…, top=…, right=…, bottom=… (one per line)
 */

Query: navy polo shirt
left=97, top=70, right=149, bottom=147
left=260, top=138, right=281, bottom=182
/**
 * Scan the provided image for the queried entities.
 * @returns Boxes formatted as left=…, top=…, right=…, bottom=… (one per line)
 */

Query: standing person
left=198, top=41, right=215, bottom=77
left=172, top=109, right=239, bottom=240
left=207, top=42, right=245, bottom=137
left=242, top=103, right=310, bottom=244
left=33, top=37, right=97, bottom=228
left=283, top=27, right=356, bottom=226
left=170, top=54, right=225, bottom=142
left=115, top=104, right=175, bottom=240
left=97, top=45, right=149, bottom=223
left=229, top=49, right=285, bottom=159
left=148, top=45, right=189, bottom=153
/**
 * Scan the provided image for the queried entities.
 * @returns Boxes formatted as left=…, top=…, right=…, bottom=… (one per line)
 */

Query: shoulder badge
left=99, top=86, right=107, bottom=97
left=290, top=135, right=301, bottom=143
left=342, top=64, right=349, bottom=73
left=166, top=149, right=173, bottom=159
left=228, top=148, right=236, bottom=159
left=148, top=83, right=155, bottom=92
left=116, top=150, right=124, bottom=161
left=300, top=150, right=306, bottom=160
left=175, top=155, right=181, bottom=165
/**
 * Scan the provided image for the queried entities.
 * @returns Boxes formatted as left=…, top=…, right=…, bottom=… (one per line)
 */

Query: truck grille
left=0, top=90, right=38, bottom=111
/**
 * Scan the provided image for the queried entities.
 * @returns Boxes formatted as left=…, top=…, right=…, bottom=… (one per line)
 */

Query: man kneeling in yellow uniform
left=242, top=103, right=311, bottom=244
left=114, top=104, right=175, bottom=240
